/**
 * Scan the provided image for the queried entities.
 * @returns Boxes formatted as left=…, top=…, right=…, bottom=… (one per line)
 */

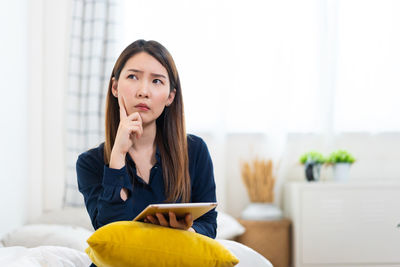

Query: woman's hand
left=110, top=94, right=143, bottom=169
left=144, top=212, right=195, bottom=232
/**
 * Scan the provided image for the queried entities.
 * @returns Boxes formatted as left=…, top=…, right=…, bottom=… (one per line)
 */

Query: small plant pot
left=305, top=162, right=322, bottom=182
left=333, top=163, right=351, bottom=181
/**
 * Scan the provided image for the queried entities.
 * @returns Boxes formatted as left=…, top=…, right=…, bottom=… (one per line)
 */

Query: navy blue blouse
left=76, top=134, right=217, bottom=238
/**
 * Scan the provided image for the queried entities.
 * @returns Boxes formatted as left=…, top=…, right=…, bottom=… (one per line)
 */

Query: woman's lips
left=135, top=104, right=150, bottom=111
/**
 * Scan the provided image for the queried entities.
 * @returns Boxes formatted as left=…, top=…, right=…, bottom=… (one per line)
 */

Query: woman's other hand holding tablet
left=144, top=212, right=195, bottom=232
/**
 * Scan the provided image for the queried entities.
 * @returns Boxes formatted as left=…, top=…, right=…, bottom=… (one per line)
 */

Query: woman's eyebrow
left=127, top=68, right=167, bottom=79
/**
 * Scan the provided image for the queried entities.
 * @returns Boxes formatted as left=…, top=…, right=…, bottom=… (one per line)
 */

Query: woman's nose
left=136, top=81, right=150, bottom=98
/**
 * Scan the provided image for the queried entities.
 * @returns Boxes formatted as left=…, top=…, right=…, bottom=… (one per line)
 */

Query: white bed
left=0, top=208, right=273, bottom=267
left=0, top=246, right=91, bottom=267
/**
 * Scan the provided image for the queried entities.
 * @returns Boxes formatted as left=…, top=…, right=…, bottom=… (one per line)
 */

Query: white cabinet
left=284, top=182, right=400, bottom=267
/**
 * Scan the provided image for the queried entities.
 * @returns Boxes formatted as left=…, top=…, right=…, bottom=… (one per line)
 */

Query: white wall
left=0, top=0, right=69, bottom=234
left=41, top=0, right=71, bottom=213
left=0, top=0, right=28, bottom=237
left=26, top=0, right=71, bottom=222
left=27, top=0, right=45, bottom=226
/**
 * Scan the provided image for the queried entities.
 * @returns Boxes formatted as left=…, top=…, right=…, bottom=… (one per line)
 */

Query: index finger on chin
left=118, top=93, right=128, bottom=119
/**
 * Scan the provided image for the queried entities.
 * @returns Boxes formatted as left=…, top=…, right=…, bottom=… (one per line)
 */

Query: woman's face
left=112, top=52, right=176, bottom=126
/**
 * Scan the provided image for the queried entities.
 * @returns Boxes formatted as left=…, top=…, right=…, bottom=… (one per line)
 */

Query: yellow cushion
left=85, top=221, right=239, bottom=267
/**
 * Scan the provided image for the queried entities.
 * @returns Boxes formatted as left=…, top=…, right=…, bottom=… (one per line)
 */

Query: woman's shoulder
left=187, top=134, right=207, bottom=148
left=76, top=142, right=105, bottom=167
left=186, top=134, right=213, bottom=176
left=76, top=143, right=105, bottom=186
left=187, top=134, right=210, bottom=157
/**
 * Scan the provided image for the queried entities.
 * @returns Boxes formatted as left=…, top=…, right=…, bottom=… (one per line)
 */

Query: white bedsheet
left=0, top=242, right=272, bottom=267
left=0, top=246, right=91, bottom=267
left=218, top=239, right=273, bottom=267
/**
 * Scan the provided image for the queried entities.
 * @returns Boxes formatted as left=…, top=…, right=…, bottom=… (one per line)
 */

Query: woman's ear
left=166, top=88, right=176, bottom=106
left=111, top=77, right=118, bottom=97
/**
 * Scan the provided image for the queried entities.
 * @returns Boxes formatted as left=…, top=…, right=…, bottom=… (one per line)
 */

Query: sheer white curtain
left=120, top=0, right=400, bottom=133
left=64, top=0, right=119, bottom=206
left=119, top=0, right=400, bottom=209
left=334, top=0, right=400, bottom=132
left=120, top=0, right=320, bottom=134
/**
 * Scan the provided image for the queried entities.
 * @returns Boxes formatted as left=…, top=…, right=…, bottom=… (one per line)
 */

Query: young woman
left=76, top=39, right=217, bottom=238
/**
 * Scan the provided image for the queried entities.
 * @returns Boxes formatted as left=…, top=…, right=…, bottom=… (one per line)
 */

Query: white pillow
left=0, top=246, right=91, bottom=267
left=217, top=239, right=273, bottom=267
left=33, top=208, right=247, bottom=240
left=216, top=211, right=246, bottom=240
left=1, top=224, right=93, bottom=252
left=31, top=207, right=93, bottom=230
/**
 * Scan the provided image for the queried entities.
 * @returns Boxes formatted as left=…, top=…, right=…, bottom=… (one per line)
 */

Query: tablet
left=133, top=202, right=217, bottom=222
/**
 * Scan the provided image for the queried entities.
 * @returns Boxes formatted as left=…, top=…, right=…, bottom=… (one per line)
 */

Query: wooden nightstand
left=235, top=218, right=291, bottom=267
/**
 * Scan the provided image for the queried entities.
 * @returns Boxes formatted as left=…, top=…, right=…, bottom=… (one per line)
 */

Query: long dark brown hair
left=104, top=39, right=190, bottom=203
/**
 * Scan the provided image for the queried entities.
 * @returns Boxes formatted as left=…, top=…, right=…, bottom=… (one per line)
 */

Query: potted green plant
left=299, top=151, right=326, bottom=182
left=327, top=150, right=356, bottom=181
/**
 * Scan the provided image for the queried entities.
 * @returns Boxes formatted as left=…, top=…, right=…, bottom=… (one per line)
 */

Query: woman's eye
left=153, top=79, right=163, bottom=85
left=127, top=74, right=138, bottom=80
